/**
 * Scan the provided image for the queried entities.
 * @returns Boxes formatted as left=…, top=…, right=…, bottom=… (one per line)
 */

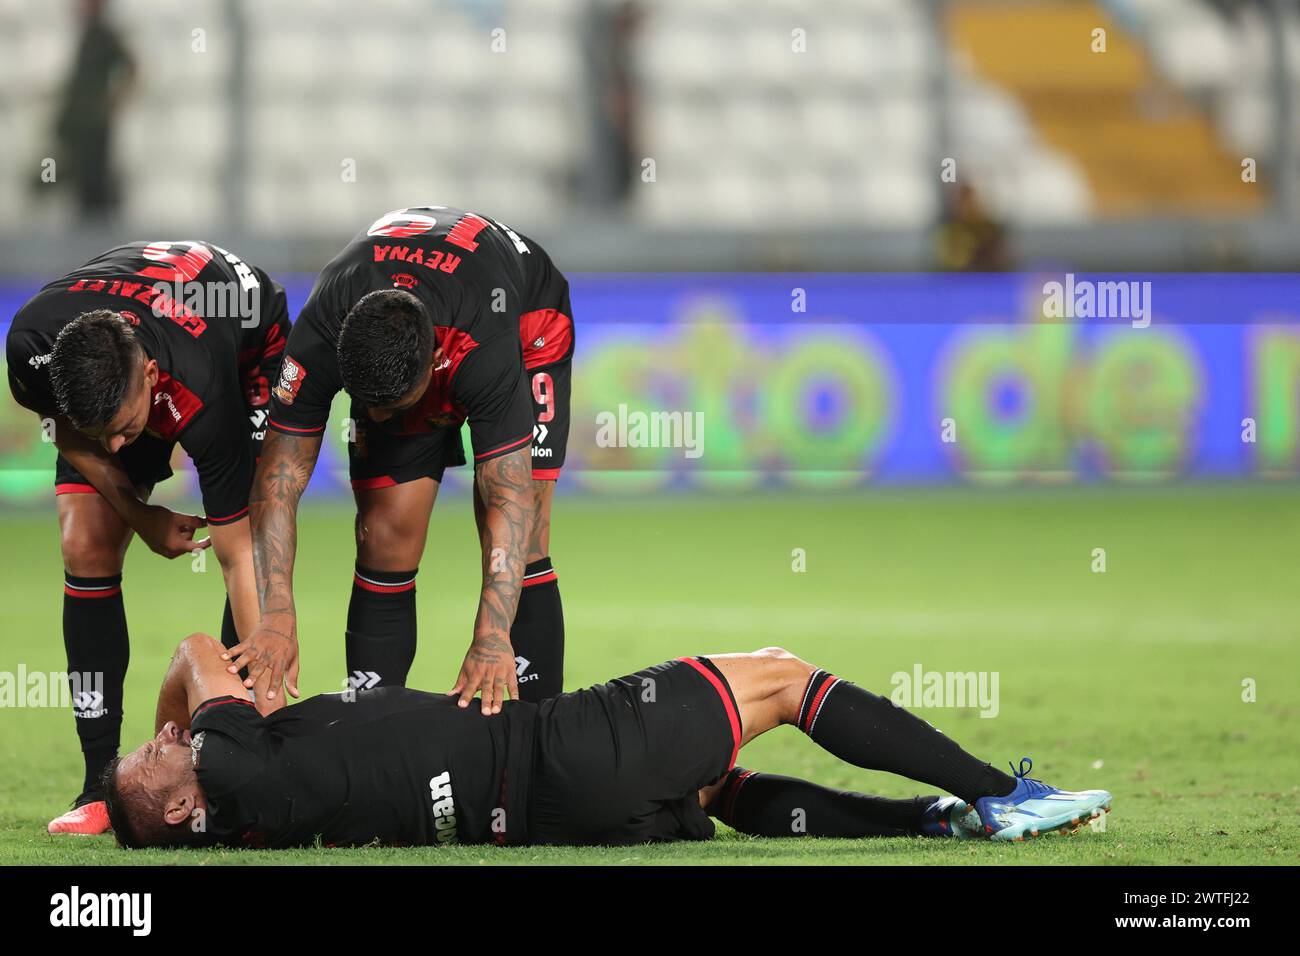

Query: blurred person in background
left=933, top=183, right=1010, bottom=272
left=582, top=0, right=642, bottom=206
left=52, top=0, right=136, bottom=219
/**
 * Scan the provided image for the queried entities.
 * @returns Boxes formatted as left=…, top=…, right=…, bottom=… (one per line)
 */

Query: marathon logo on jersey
left=274, top=356, right=307, bottom=405
left=429, top=770, right=459, bottom=844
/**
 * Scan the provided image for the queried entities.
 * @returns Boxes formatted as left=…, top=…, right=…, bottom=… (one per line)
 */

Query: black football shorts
left=527, top=657, right=742, bottom=845
left=54, top=432, right=176, bottom=497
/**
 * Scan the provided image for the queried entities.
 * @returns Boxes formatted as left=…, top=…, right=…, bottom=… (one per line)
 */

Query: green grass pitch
left=1, top=484, right=1297, bottom=865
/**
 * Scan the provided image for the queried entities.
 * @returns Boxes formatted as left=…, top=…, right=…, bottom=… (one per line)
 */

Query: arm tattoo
left=248, top=430, right=322, bottom=616
left=472, top=446, right=535, bottom=651
left=528, top=479, right=551, bottom=563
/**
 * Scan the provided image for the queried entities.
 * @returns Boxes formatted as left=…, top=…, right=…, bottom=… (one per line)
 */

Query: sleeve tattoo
left=472, top=446, right=535, bottom=650
left=248, top=430, right=322, bottom=616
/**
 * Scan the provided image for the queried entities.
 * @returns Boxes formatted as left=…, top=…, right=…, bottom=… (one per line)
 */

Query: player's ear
left=413, top=358, right=436, bottom=395
left=163, top=788, right=198, bottom=828
left=142, top=357, right=159, bottom=389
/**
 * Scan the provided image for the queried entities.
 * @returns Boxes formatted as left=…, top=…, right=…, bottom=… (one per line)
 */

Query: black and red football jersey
left=5, top=241, right=289, bottom=524
left=268, top=206, right=550, bottom=465
left=190, top=688, right=536, bottom=848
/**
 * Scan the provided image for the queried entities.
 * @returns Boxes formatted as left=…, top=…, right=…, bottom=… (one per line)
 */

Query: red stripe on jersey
left=521, top=571, right=557, bottom=588
left=148, top=371, right=204, bottom=441
left=676, top=657, right=743, bottom=771
left=268, top=418, right=326, bottom=435
left=55, top=482, right=98, bottom=496
left=519, top=308, right=573, bottom=369
left=474, top=433, right=531, bottom=461
left=350, top=475, right=397, bottom=491
left=531, top=467, right=561, bottom=480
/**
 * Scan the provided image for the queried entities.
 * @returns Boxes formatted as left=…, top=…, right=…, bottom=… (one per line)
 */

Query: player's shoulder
left=8, top=269, right=83, bottom=338
left=191, top=695, right=264, bottom=748
left=190, top=697, right=269, bottom=801
left=347, top=206, right=521, bottom=283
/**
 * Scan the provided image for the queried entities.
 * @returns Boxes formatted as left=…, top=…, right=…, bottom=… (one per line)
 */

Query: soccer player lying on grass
left=103, top=633, right=1112, bottom=849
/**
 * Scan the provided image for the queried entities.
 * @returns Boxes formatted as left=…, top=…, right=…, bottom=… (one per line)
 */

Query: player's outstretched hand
left=135, top=503, right=211, bottom=559
left=223, top=616, right=301, bottom=702
left=450, top=636, right=519, bottom=716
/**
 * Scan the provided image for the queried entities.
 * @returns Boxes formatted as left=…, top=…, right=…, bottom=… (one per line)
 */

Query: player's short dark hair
left=101, top=757, right=212, bottom=850
left=337, top=289, right=435, bottom=408
left=49, top=310, right=144, bottom=430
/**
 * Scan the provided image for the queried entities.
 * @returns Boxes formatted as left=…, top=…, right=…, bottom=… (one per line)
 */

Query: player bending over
left=234, top=205, right=574, bottom=715
left=7, top=241, right=290, bottom=834
left=103, top=634, right=1112, bottom=848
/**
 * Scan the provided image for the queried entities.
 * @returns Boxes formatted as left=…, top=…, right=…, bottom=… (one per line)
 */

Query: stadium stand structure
left=0, top=0, right=1289, bottom=237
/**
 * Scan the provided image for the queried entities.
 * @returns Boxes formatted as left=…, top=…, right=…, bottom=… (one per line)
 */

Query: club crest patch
left=274, top=356, right=307, bottom=405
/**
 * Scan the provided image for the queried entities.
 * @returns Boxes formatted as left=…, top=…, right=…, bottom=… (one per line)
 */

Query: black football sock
left=219, top=597, right=249, bottom=682
left=708, top=766, right=938, bottom=838
left=219, top=597, right=238, bottom=651
left=798, top=669, right=1016, bottom=804
left=345, top=565, right=418, bottom=687
left=511, top=557, right=564, bottom=701
left=63, top=573, right=129, bottom=796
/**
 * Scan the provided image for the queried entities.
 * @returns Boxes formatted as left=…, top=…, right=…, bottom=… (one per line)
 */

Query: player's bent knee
left=58, top=495, right=132, bottom=576
left=354, top=508, right=425, bottom=568
left=178, top=632, right=219, bottom=653
left=59, top=528, right=127, bottom=577
left=749, top=647, right=814, bottom=721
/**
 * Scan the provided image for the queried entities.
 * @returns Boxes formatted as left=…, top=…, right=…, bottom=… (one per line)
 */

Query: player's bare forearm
left=227, top=430, right=315, bottom=699
left=55, top=418, right=210, bottom=557
left=471, top=446, right=535, bottom=653
left=153, top=639, right=194, bottom=733
left=248, top=429, right=322, bottom=620
left=53, top=420, right=145, bottom=524
left=209, top=518, right=259, bottom=641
